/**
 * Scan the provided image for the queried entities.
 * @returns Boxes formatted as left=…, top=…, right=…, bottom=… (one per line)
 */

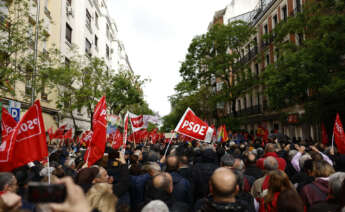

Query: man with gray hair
left=251, top=156, right=278, bottom=198
left=0, top=172, right=18, bottom=193
left=309, top=172, right=345, bottom=212
left=141, top=200, right=169, bottom=212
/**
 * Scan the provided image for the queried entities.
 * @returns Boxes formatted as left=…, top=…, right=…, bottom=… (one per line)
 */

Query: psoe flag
left=175, top=108, right=214, bottom=143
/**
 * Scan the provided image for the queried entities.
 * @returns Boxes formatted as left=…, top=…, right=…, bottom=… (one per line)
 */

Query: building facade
left=0, top=0, right=131, bottom=134
left=210, top=0, right=315, bottom=140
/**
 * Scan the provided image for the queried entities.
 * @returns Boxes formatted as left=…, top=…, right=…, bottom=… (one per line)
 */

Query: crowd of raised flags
left=1, top=97, right=345, bottom=172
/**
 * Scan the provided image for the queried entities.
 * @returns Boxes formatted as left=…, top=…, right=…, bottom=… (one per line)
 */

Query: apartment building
left=229, top=0, right=314, bottom=140
left=0, top=0, right=131, bottom=134
left=0, top=0, right=60, bottom=130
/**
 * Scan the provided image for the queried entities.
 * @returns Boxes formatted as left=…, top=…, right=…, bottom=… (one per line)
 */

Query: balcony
left=239, top=47, right=258, bottom=64
left=236, top=105, right=262, bottom=116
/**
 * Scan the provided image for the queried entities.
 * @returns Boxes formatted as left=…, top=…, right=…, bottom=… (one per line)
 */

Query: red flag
left=53, top=125, right=67, bottom=139
left=321, top=123, right=329, bottom=145
left=333, top=114, right=345, bottom=154
left=122, top=112, right=129, bottom=149
left=1, top=108, right=17, bottom=140
left=0, top=100, right=48, bottom=171
left=112, top=129, right=123, bottom=150
left=63, top=129, right=73, bottom=140
left=47, top=127, right=53, bottom=140
left=0, top=108, right=17, bottom=171
left=129, top=113, right=144, bottom=132
left=84, top=96, right=107, bottom=167
left=175, top=108, right=214, bottom=143
left=222, top=125, right=229, bottom=142
left=80, top=130, right=93, bottom=146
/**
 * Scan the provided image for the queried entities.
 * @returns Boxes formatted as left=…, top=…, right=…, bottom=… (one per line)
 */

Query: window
left=106, top=44, right=110, bottom=58
left=296, top=0, right=301, bottom=12
left=94, top=35, right=98, bottom=48
left=25, top=68, right=33, bottom=96
left=244, top=97, right=247, bottom=109
left=257, top=93, right=261, bottom=106
left=255, top=63, right=259, bottom=76
left=266, top=54, right=270, bottom=66
left=282, top=5, right=287, bottom=21
left=264, top=24, right=268, bottom=34
left=66, top=0, right=72, bottom=6
left=95, top=12, right=99, bottom=28
left=65, top=57, right=70, bottom=67
left=86, top=9, right=91, bottom=32
left=65, top=23, right=72, bottom=44
left=250, top=95, right=253, bottom=107
left=273, top=15, right=278, bottom=28
left=85, top=38, right=91, bottom=56
left=297, top=33, right=303, bottom=45
left=238, top=100, right=241, bottom=111
left=41, top=81, right=48, bottom=100
left=106, top=24, right=110, bottom=39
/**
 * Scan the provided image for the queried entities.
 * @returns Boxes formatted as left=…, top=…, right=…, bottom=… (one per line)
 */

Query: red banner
left=53, top=124, right=67, bottom=139
left=333, top=113, right=345, bottom=154
left=79, top=130, right=93, bottom=146
left=112, top=129, right=123, bottom=150
left=129, top=113, right=144, bottom=132
left=0, top=100, right=48, bottom=171
left=1, top=108, right=17, bottom=140
left=84, top=96, right=107, bottom=167
left=122, top=112, right=129, bottom=149
left=63, top=128, right=73, bottom=140
left=175, top=108, right=214, bottom=143
left=0, top=108, right=17, bottom=171
left=47, top=127, right=53, bottom=141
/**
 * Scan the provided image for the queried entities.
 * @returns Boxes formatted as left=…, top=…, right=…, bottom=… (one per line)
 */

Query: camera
left=28, top=182, right=66, bottom=203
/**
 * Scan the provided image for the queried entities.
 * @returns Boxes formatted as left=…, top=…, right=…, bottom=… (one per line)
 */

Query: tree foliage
left=263, top=0, right=345, bottom=122
left=0, top=0, right=53, bottom=96
left=162, top=21, right=256, bottom=129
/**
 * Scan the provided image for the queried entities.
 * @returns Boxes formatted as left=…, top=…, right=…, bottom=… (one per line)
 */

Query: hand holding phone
left=48, top=177, right=92, bottom=212
left=28, top=182, right=66, bottom=203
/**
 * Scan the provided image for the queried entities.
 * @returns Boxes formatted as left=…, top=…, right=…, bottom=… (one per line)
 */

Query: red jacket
left=256, top=152, right=287, bottom=171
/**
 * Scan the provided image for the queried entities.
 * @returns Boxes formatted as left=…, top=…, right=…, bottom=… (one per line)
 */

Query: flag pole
left=47, top=155, right=51, bottom=184
left=163, top=132, right=175, bottom=157
left=331, top=132, right=334, bottom=150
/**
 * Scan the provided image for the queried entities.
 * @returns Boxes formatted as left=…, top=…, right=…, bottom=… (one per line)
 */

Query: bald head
left=210, top=168, right=238, bottom=198
left=247, top=153, right=256, bottom=163
left=152, top=172, right=173, bottom=193
left=166, top=155, right=178, bottom=172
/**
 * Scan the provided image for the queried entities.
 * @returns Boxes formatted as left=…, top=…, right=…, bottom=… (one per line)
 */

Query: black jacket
left=195, top=196, right=251, bottom=212
left=308, top=198, right=340, bottom=212
left=192, top=149, right=219, bottom=201
left=244, top=164, right=263, bottom=180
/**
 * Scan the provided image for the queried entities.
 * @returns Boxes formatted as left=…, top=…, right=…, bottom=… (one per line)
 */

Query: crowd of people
left=1, top=133, right=345, bottom=212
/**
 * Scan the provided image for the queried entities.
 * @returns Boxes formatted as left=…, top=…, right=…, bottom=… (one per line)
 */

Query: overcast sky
left=108, top=0, right=255, bottom=117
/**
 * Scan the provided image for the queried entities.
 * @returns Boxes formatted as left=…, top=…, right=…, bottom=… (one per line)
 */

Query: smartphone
left=28, top=182, right=66, bottom=203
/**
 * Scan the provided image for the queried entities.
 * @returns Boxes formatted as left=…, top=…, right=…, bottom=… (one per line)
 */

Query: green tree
left=263, top=0, right=345, bottom=124
left=179, top=21, right=256, bottom=119
left=106, top=69, right=149, bottom=115
left=0, top=0, right=54, bottom=97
